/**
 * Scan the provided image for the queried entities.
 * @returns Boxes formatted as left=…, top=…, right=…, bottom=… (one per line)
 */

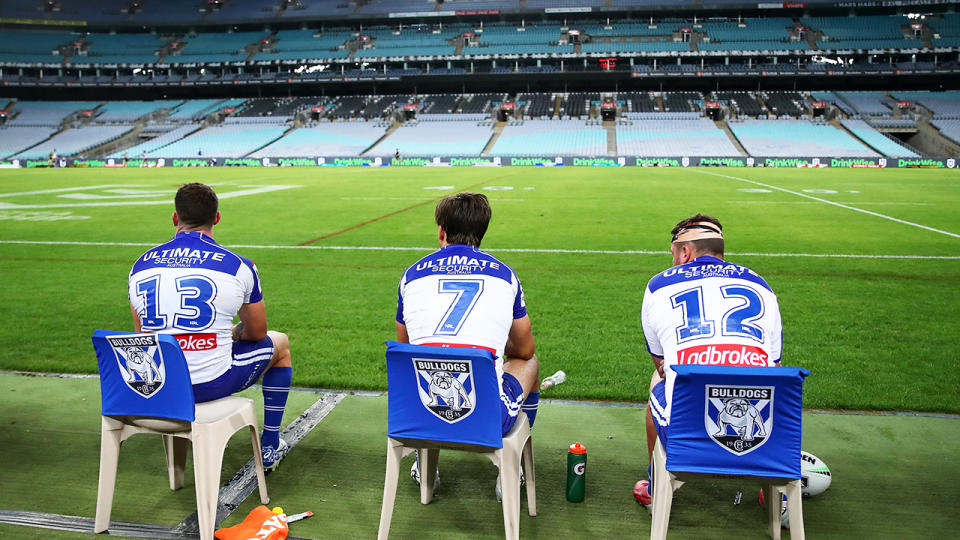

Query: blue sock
left=522, top=391, right=539, bottom=428
left=260, top=366, right=292, bottom=450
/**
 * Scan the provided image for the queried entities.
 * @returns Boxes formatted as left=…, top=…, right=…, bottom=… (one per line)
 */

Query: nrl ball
left=800, top=451, right=831, bottom=496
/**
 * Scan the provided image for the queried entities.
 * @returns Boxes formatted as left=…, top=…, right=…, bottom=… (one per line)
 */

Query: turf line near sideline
left=297, top=174, right=519, bottom=245
left=694, top=169, right=960, bottom=239
left=174, top=392, right=345, bottom=535
left=1, top=240, right=958, bottom=259
left=0, top=389, right=343, bottom=539
left=3, top=371, right=958, bottom=419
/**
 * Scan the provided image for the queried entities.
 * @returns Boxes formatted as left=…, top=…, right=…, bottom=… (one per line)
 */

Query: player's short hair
left=671, top=213, right=724, bottom=257
left=175, top=183, right=218, bottom=228
left=435, top=192, right=491, bottom=248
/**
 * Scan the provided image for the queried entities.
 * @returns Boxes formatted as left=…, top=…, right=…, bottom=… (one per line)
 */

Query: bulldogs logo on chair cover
left=705, top=384, right=774, bottom=455
left=106, top=334, right=166, bottom=398
left=413, top=357, right=475, bottom=423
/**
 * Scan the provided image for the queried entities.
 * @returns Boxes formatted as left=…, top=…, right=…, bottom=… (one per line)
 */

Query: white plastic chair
left=92, top=330, right=268, bottom=540
left=377, top=341, right=536, bottom=540
left=650, top=365, right=809, bottom=540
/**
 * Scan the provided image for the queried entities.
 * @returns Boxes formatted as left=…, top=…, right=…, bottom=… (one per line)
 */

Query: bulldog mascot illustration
left=427, top=370, right=472, bottom=411
left=715, top=397, right=765, bottom=441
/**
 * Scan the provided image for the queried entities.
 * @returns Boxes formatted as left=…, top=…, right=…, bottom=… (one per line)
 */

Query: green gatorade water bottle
left=566, top=442, right=587, bottom=502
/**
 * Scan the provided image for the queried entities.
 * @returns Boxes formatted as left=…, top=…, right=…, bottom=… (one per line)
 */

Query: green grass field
left=1, top=166, right=959, bottom=539
left=1, top=166, right=958, bottom=412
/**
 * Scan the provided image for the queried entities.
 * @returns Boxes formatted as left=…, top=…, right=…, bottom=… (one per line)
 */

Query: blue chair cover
left=385, top=341, right=501, bottom=449
left=666, top=365, right=809, bottom=478
left=92, top=330, right=195, bottom=422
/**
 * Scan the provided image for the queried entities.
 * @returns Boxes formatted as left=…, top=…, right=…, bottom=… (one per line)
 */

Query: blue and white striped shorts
left=192, top=336, right=274, bottom=402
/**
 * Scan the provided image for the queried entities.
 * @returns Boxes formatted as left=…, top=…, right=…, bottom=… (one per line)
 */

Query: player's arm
left=395, top=322, right=410, bottom=344
left=505, top=315, right=535, bottom=360
left=234, top=300, right=268, bottom=342
left=651, top=354, right=664, bottom=379
left=130, top=304, right=143, bottom=332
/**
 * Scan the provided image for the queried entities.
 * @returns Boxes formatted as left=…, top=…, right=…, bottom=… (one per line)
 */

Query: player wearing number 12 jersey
left=633, top=214, right=782, bottom=509
left=396, top=192, right=540, bottom=438
left=128, top=183, right=293, bottom=470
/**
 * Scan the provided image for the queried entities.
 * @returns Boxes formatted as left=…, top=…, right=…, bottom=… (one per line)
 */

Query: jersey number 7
left=434, top=279, right=484, bottom=336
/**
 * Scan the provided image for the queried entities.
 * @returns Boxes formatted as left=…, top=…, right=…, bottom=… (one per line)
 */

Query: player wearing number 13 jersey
left=127, top=183, right=293, bottom=470
left=396, top=193, right=540, bottom=437
left=634, top=214, right=782, bottom=509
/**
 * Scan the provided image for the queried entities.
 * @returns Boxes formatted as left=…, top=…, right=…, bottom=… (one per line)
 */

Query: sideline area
left=1, top=373, right=958, bottom=539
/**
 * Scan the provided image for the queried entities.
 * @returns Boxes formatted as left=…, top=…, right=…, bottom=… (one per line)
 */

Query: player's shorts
left=500, top=372, right=525, bottom=436
left=648, top=379, right=669, bottom=447
left=193, top=336, right=275, bottom=403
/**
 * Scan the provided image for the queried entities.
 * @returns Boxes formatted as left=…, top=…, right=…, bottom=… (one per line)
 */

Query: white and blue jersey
left=128, top=231, right=263, bottom=384
left=642, top=255, right=782, bottom=426
left=397, top=244, right=526, bottom=384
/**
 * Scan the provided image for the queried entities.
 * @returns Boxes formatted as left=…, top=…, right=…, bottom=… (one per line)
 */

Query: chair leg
left=192, top=437, right=227, bottom=540
left=378, top=439, right=406, bottom=540
left=499, top=449, right=522, bottom=540
left=764, top=484, right=781, bottom=540
left=419, top=448, right=440, bottom=505
left=94, top=419, right=124, bottom=533
left=650, top=441, right=675, bottom=540
left=783, top=480, right=805, bottom=540
left=248, top=426, right=269, bottom=504
left=163, top=435, right=188, bottom=491
left=522, top=436, right=536, bottom=517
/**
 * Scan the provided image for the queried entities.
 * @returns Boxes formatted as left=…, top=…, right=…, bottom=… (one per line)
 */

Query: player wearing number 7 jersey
left=633, top=214, right=783, bottom=510
left=127, top=183, right=293, bottom=471
left=396, top=192, right=540, bottom=439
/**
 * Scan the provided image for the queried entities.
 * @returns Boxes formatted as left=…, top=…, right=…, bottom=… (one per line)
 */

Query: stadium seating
left=95, top=101, right=183, bottom=123
left=0, top=126, right=56, bottom=158
left=13, top=125, right=132, bottom=158
left=6, top=101, right=102, bottom=126
left=369, top=121, right=493, bottom=156
left=836, top=92, right=893, bottom=117
left=252, top=122, right=388, bottom=157
left=840, top=119, right=918, bottom=157
left=729, top=120, right=879, bottom=157
left=145, top=124, right=288, bottom=157
left=491, top=120, right=606, bottom=156
left=617, top=119, right=741, bottom=156
left=110, top=124, right=201, bottom=158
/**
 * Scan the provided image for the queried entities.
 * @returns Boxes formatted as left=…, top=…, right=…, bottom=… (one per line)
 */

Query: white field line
left=696, top=170, right=960, bottom=239
left=1, top=239, right=958, bottom=259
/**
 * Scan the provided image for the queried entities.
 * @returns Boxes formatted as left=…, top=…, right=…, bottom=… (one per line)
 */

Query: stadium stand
left=13, top=125, right=132, bottom=158
left=714, top=92, right=766, bottom=117
left=490, top=120, right=607, bottom=156
left=616, top=119, right=741, bottom=156
left=370, top=121, right=493, bottom=157
left=145, top=124, right=288, bottom=157
left=763, top=92, right=805, bottom=118
left=662, top=92, right=701, bottom=113
left=167, top=99, right=227, bottom=121
left=0, top=126, right=56, bottom=158
left=94, top=101, right=183, bottom=123
left=729, top=120, right=879, bottom=157
left=419, top=95, right=461, bottom=115
left=840, top=119, right=918, bottom=157
left=836, top=92, right=894, bottom=117
left=520, top=93, right=555, bottom=119
left=891, top=91, right=960, bottom=118
left=5, top=101, right=102, bottom=126
left=930, top=119, right=960, bottom=145
left=252, top=122, right=388, bottom=157
left=109, top=124, right=201, bottom=158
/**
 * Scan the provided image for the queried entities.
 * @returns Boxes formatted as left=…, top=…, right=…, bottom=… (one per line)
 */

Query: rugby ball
left=800, top=451, right=832, bottom=496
